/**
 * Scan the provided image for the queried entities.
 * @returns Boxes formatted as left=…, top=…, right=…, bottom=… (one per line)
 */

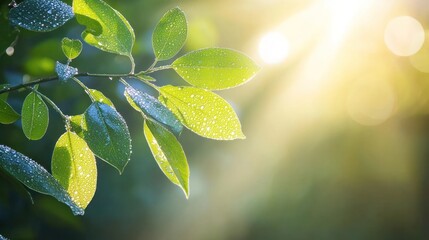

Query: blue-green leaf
left=124, top=86, right=183, bottom=135
left=55, top=62, right=78, bottom=82
left=0, top=145, right=84, bottom=215
left=73, top=0, right=135, bottom=58
left=52, top=130, right=97, bottom=209
left=144, top=120, right=189, bottom=197
left=82, top=102, right=131, bottom=173
left=152, top=7, right=187, bottom=61
left=172, top=48, right=260, bottom=90
left=0, top=99, right=20, bottom=124
left=21, top=92, right=49, bottom=140
left=9, top=0, right=74, bottom=32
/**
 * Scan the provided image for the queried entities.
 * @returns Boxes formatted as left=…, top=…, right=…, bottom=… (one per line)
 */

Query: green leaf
left=21, top=92, right=49, bottom=140
left=88, top=89, right=115, bottom=108
left=0, top=145, right=84, bottom=215
left=82, top=102, right=131, bottom=173
left=52, top=130, right=97, bottom=209
left=0, top=99, right=20, bottom=124
left=152, top=7, right=187, bottom=61
left=73, top=0, right=135, bottom=58
left=9, top=0, right=74, bottom=32
left=70, top=114, right=84, bottom=137
left=0, top=85, right=9, bottom=101
left=144, top=120, right=189, bottom=197
left=124, top=86, right=183, bottom=135
left=172, top=48, right=259, bottom=90
left=159, top=86, right=245, bottom=140
left=61, top=38, right=83, bottom=60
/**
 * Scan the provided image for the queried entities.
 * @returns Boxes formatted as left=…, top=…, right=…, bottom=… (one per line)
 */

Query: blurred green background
left=2, top=0, right=429, bottom=239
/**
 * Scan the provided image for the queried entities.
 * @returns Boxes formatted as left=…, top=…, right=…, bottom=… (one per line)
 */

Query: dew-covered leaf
left=0, top=99, right=20, bottom=124
left=9, top=0, right=74, bottom=32
left=52, top=130, right=97, bottom=209
left=61, top=38, right=83, bottom=60
left=172, top=48, right=259, bottom=90
left=0, top=145, right=84, bottom=215
left=87, top=89, right=114, bottom=108
left=144, top=120, right=189, bottom=197
left=73, top=0, right=135, bottom=58
left=55, top=62, right=78, bottom=82
left=159, top=86, right=245, bottom=140
left=152, top=7, right=187, bottom=61
left=21, top=92, right=49, bottom=140
left=125, top=86, right=183, bottom=135
left=82, top=102, right=131, bottom=173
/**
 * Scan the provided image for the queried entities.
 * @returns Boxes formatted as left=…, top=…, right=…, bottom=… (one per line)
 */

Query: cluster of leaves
left=0, top=0, right=258, bottom=215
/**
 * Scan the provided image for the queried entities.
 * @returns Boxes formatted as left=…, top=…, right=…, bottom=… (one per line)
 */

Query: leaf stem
left=145, top=65, right=172, bottom=74
left=72, top=77, right=95, bottom=102
left=129, top=55, right=136, bottom=74
left=0, top=66, right=172, bottom=95
left=31, top=88, right=68, bottom=121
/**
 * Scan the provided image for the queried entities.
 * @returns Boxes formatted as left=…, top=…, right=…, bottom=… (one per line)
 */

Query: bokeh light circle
left=347, top=79, right=396, bottom=126
left=384, top=16, right=425, bottom=57
left=258, top=31, right=289, bottom=64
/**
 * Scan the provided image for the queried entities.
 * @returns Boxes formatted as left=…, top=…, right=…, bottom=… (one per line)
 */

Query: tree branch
left=0, top=72, right=137, bottom=95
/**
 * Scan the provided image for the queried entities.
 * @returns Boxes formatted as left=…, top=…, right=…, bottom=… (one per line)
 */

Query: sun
left=258, top=31, right=289, bottom=65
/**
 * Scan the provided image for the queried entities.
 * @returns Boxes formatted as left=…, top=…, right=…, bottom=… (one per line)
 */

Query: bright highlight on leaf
left=9, top=0, right=74, bottom=32
left=0, top=99, right=20, bottom=124
left=125, top=86, right=183, bottom=135
left=153, top=7, right=187, bottom=61
left=73, top=0, right=135, bottom=59
left=172, top=48, right=259, bottom=90
left=52, top=131, right=97, bottom=209
left=144, top=120, right=189, bottom=197
left=82, top=102, right=131, bottom=173
left=0, top=145, right=84, bottom=215
left=61, top=38, right=83, bottom=60
left=21, top=92, right=49, bottom=140
left=159, top=86, right=245, bottom=140
left=88, top=89, right=115, bottom=108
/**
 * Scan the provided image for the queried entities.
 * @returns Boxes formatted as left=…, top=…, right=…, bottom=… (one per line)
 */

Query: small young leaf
left=0, top=99, right=20, bottom=124
left=144, top=120, right=189, bottom=197
left=73, top=0, right=135, bottom=58
left=9, top=0, right=74, bottom=32
left=124, top=86, right=183, bottom=135
left=152, top=7, right=187, bottom=61
left=61, top=38, right=83, bottom=60
left=88, top=89, right=115, bottom=108
left=0, top=145, right=84, bottom=215
left=21, top=92, right=49, bottom=140
left=55, top=62, right=78, bottom=82
left=52, top=131, right=97, bottom=209
left=82, top=102, right=131, bottom=173
left=172, top=48, right=260, bottom=90
left=159, top=86, right=245, bottom=140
